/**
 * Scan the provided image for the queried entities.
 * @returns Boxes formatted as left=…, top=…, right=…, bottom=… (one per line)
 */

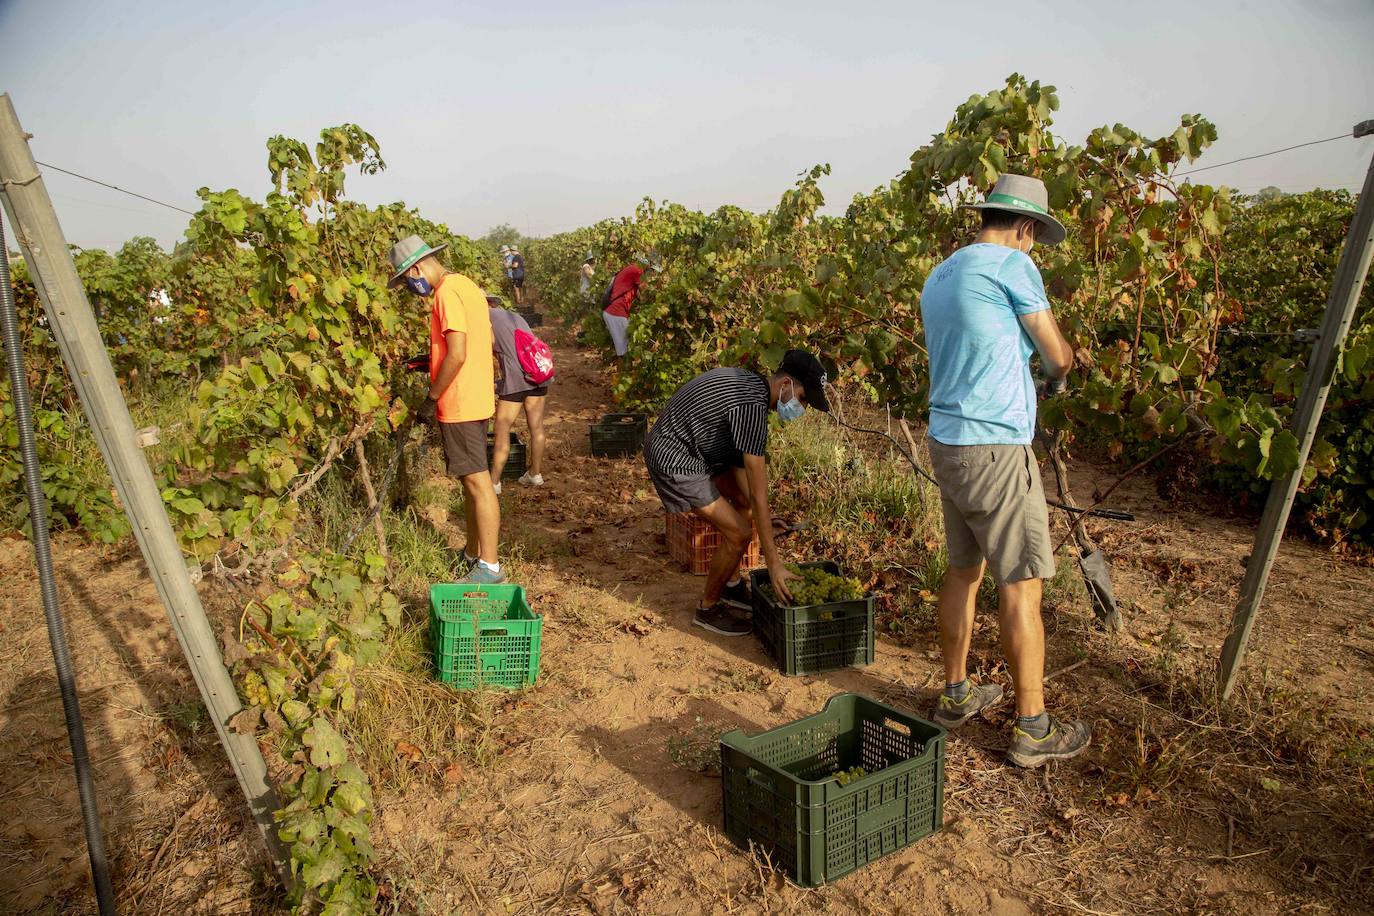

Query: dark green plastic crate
left=588, top=412, right=647, bottom=458
left=720, top=693, right=945, bottom=887
left=429, top=583, right=542, bottom=689
left=749, top=561, right=875, bottom=676
left=485, top=430, right=525, bottom=480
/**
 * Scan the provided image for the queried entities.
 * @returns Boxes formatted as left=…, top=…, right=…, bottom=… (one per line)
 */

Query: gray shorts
left=602, top=310, right=629, bottom=356
left=644, top=447, right=740, bottom=514
left=927, top=439, right=1055, bottom=584
left=439, top=420, right=489, bottom=478
left=648, top=468, right=719, bottom=514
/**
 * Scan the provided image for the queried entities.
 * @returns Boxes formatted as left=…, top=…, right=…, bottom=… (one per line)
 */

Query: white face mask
left=777, top=380, right=804, bottom=422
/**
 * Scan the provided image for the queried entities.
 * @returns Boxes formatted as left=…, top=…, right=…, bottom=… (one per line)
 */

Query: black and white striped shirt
left=644, top=368, right=770, bottom=476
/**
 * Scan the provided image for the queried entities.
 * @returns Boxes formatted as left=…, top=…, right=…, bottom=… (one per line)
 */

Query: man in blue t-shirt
left=508, top=248, right=526, bottom=306
left=919, top=173, right=1089, bottom=769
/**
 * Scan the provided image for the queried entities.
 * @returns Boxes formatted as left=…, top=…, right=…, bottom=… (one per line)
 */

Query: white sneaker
left=518, top=472, right=545, bottom=487
left=492, top=481, right=502, bottom=495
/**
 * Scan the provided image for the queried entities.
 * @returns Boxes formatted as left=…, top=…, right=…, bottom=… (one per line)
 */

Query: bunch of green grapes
left=833, top=765, right=868, bottom=786
left=783, top=565, right=866, bottom=607
left=242, top=671, right=271, bottom=707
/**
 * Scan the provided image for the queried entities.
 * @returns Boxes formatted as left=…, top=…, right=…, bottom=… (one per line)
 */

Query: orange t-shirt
left=429, top=273, right=496, bottom=423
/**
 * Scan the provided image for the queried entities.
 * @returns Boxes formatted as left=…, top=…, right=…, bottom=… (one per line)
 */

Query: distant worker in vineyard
left=486, top=290, right=551, bottom=492
left=919, top=173, right=1089, bottom=768
left=388, top=235, right=505, bottom=584
left=501, top=245, right=515, bottom=294
left=578, top=252, right=595, bottom=301
left=644, top=350, right=828, bottom=636
left=600, top=252, right=661, bottom=360
left=508, top=246, right=527, bottom=306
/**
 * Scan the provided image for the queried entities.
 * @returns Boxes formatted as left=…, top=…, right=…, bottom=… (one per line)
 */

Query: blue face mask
left=405, top=274, right=433, bottom=297
left=777, top=381, right=804, bottom=423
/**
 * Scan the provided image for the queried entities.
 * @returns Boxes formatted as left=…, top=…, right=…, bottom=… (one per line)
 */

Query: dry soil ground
left=1, top=303, right=1371, bottom=915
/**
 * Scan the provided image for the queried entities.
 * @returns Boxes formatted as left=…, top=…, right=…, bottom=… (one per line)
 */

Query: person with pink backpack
left=486, top=291, right=554, bottom=492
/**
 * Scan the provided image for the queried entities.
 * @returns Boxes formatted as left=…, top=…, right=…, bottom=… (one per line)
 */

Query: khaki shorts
left=927, top=439, right=1055, bottom=584
left=439, top=420, right=489, bottom=477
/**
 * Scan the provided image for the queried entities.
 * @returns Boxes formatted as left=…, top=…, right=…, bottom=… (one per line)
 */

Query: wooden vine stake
left=354, top=440, right=388, bottom=560
left=1038, top=427, right=1122, bottom=632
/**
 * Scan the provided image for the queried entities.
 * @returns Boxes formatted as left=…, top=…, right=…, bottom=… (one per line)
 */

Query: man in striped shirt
left=644, top=350, right=829, bottom=636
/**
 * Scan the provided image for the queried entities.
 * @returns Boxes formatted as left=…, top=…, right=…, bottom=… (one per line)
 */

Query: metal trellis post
left=1218, top=119, right=1374, bottom=698
left=0, top=94, right=290, bottom=886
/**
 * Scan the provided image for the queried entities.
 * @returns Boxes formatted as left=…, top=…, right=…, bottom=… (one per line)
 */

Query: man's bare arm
left=1019, top=310, right=1073, bottom=378
left=742, top=453, right=778, bottom=566
left=429, top=330, right=466, bottom=400
left=743, top=452, right=793, bottom=605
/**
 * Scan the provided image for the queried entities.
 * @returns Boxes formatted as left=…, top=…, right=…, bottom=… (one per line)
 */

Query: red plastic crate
left=665, top=511, right=761, bottom=575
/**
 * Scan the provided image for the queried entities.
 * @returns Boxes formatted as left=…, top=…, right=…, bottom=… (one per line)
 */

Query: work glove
left=1036, top=375, right=1068, bottom=400
left=416, top=395, right=439, bottom=426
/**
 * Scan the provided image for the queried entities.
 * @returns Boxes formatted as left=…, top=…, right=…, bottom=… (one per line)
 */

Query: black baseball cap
left=778, top=349, right=830, bottom=412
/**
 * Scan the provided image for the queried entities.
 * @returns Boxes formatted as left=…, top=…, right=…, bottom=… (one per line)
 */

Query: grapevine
left=529, top=73, right=1372, bottom=547
left=172, top=126, right=498, bottom=912
left=0, top=122, right=501, bottom=912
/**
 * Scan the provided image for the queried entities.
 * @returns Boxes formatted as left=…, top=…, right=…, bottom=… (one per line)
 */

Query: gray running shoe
left=693, top=602, right=751, bottom=637
left=1006, top=717, right=1092, bottom=768
left=459, top=564, right=508, bottom=585
left=456, top=551, right=478, bottom=576
left=930, top=682, right=1005, bottom=729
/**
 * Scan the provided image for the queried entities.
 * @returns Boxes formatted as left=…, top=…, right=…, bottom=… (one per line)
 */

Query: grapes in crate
left=833, top=765, right=868, bottom=786
left=761, top=564, right=865, bottom=607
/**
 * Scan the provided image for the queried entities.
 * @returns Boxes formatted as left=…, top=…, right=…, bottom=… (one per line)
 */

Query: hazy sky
left=1, top=0, right=1371, bottom=251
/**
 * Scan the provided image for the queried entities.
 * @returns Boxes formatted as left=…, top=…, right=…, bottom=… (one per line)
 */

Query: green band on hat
left=985, top=192, right=1049, bottom=215
left=397, top=246, right=438, bottom=275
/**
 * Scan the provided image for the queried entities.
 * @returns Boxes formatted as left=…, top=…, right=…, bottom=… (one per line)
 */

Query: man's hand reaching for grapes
left=768, top=562, right=795, bottom=606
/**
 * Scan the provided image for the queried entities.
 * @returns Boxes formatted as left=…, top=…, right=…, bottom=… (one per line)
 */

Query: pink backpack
left=514, top=328, right=555, bottom=385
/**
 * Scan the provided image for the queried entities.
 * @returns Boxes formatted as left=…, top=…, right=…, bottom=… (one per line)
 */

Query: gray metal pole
left=1218, top=120, right=1374, bottom=699
left=0, top=94, right=291, bottom=885
left=0, top=222, right=116, bottom=915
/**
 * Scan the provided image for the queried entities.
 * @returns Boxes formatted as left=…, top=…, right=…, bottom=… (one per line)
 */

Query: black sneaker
left=1006, top=717, right=1092, bottom=768
left=720, top=579, right=751, bottom=610
left=693, top=602, right=752, bottom=637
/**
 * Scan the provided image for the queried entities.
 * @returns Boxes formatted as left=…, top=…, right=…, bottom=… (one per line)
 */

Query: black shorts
left=439, top=420, right=489, bottom=477
left=512, top=275, right=525, bottom=288
left=498, top=385, right=549, bottom=403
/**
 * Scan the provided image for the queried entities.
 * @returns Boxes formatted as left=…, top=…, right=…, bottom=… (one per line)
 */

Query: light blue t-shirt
left=920, top=243, right=1050, bottom=445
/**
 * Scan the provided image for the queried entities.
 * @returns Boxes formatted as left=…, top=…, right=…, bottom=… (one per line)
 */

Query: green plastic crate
left=429, top=583, right=542, bottom=689
left=720, top=694, right=945, bottom=887
left=588, top=412, right=647, bottom=458
left=749, top=562, right=875, bottom=676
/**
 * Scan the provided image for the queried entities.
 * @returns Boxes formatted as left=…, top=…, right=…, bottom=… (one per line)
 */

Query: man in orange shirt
left=388, top=235, right=505, bottom=584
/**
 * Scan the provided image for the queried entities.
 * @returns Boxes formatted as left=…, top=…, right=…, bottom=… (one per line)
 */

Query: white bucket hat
left=387, top=235, right=448, bottom=287
left=964, top=173, right=1066, bottom=245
